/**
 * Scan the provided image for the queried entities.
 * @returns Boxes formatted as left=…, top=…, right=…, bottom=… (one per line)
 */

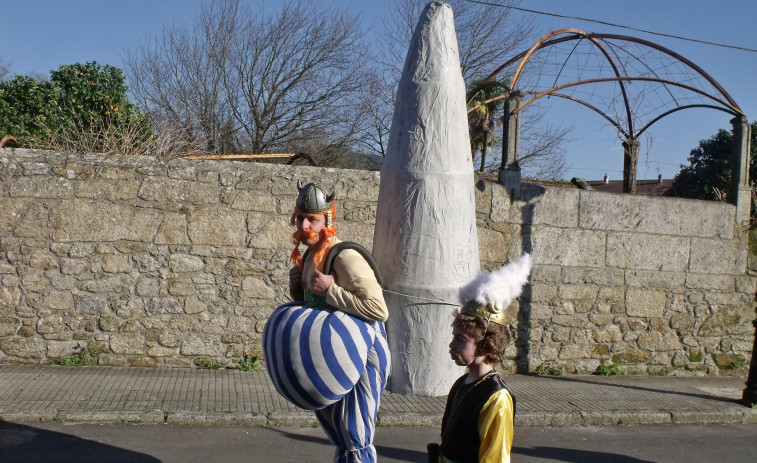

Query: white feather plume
left=459, top=254, right=535, bottom=309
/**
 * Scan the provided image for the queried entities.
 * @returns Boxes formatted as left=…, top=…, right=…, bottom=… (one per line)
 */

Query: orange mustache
left=292, top=229, right=319, bottom=243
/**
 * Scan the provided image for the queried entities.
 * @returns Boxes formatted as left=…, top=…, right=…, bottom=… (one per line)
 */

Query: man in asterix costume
left=263, top=181, right=390, bottom=463
left=431, top=254, right=534, bottom=463
left=288, top=182, right=388, bottom=322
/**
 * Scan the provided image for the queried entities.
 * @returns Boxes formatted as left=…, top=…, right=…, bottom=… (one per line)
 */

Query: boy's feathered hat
left=458, top=254, right=535, bottom=326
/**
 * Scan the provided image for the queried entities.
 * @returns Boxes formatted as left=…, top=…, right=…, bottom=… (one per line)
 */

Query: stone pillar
left=499, top=91, right=523, bottom=192
left=727, top=115, right=752, bottom=226
left=622, top=138, right=640, bottom=194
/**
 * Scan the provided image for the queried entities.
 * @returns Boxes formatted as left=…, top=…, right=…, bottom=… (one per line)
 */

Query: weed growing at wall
left=536, top=363, right=564, bottom=376
left=194, top=358, right=221, bottom=370
left=236, top=355, right=262, bottom=372
left=596, top=362, right=625, bottom=376
left=54, top=340, right=97, bottom=367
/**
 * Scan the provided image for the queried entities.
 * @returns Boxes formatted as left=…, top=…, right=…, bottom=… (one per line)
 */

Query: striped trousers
left=263, top=304, right=391, bottom=463
left=316, top=322, right=390, bottom=463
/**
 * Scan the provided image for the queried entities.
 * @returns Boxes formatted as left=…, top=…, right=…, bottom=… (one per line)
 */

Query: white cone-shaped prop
left=372, top=2, right=479, bottom=395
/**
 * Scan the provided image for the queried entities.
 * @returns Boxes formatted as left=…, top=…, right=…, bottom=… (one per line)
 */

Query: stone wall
left=0, top=148, right=754, bottom=376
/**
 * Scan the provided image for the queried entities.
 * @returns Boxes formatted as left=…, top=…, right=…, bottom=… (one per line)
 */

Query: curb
left=4, top=409, right=755, bottom=427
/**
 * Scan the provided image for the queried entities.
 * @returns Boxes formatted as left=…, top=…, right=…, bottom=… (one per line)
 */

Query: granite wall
left=1, top=148, right=754, bottom=376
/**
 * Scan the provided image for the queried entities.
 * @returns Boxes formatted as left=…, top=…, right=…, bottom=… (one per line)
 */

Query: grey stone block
left=532, top=227, right=606, bottom=267
left=607, top=233, right=690, bottom=271
left=579, top=192, right=734, bottom=238
left=690, top=238, right=747, bottom=274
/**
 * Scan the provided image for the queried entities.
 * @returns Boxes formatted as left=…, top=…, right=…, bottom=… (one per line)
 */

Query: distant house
left=587, top=174, right=673, bottom=196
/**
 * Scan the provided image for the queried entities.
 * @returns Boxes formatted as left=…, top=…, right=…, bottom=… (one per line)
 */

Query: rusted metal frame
left=636, top=104, right=742, bottom=138
left=507, top=28, right=587, bottom=89
left=501, top=29, right=634, bottom=137
left=572, top=31, right=634, bottom=137
left=584, top=33, right=743, bottom=113
left=516, top=76, right=740, bottom=119
left=550, top=36, right=584, bottom=93
left=519, top=91, right=627, bottom=138
left=602, top=38, right=680, bottom=109
left=467, top=94, right=507, bottom=114
left=0, top=135, right=19, bottom=148
left=483, top=31, right=589, bottom=84
left=484, top=30, right=744, bottom=123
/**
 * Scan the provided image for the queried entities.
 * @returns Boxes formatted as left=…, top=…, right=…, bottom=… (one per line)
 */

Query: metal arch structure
left=477, top=28, right=751, bottom=222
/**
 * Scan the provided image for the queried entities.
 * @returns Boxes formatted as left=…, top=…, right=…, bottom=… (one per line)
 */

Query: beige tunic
left=301, top=238, right=388, bottom=322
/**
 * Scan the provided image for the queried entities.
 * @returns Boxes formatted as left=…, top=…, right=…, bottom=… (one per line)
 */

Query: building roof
left=587, top=176, right=673, bottom=196
left=477, top=173, right=675, bottom=196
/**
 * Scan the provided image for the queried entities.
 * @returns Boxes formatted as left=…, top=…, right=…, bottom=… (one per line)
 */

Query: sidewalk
left=0, top=364, right=754, bottom=427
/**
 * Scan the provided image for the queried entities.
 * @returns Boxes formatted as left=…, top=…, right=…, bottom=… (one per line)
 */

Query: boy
left=435, top=253, right=534, bottom=463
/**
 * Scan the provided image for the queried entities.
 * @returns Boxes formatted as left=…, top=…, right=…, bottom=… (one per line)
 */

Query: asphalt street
left=1, top=421, right=755, bottom=463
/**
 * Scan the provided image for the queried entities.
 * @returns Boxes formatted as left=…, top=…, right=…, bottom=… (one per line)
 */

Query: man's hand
left=310, top=268, right=335, bottom=296
left=289, top=265, right=303, bottom=291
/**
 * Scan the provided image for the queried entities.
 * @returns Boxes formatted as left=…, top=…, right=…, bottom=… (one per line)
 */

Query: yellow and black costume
left=437, top=253, right=534, bottom=463
left=440, top=371, right=514, bottom=463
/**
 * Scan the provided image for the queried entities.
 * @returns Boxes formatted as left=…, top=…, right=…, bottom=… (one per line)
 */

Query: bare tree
left=352, top=70, right=395, bottom=157
left=0, top=55, right=11, bottom=81
left=371, top=0, right=570, bottom=179
left=125, top=0, right=236, bottom=153
left=380, top=0, right=535, bottom=82
left=125, top=0, right=367, bottom=156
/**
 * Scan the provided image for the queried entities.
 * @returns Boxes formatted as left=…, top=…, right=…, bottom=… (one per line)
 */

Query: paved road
left=1, top=421, right=755, bottom=462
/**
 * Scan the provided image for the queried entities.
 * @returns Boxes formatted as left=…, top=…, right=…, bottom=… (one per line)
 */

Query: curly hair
left=452, top=310, right=510, bottom=364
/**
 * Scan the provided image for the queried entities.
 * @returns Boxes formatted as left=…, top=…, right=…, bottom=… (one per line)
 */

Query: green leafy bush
left=0, top=61, right=153, bottom=154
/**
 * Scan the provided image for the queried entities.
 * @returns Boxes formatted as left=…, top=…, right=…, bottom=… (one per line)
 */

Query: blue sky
left=2, top=0, right=755, bottom=181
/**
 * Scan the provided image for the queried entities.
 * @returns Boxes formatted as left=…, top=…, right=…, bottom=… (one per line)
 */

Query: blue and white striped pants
left=263, top=304, right=391, bottom=463
left=315, top=322, right=390, bottom=463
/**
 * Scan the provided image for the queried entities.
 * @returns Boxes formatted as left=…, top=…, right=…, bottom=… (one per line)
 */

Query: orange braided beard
left=290, top=228, right=336, bottom=267
left=292, top=229, right=319, bottom=243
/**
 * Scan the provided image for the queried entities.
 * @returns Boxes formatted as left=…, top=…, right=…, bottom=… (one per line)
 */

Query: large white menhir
left=372, top=2, right=480, bottom=396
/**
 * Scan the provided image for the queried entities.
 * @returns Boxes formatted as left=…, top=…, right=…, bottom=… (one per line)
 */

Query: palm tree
left=467, top=79, right=509, bottom=173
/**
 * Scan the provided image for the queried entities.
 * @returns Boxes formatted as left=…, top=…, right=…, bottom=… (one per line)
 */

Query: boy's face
left=449, top=324, right=478, bottom=367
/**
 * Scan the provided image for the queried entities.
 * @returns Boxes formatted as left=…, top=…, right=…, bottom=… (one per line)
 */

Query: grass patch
left=194, top=358, right=221, bottom=370
left=54, top=339, right=97, bottom=367
left=536, top=363, right=564, bottom=376
left=728, top=359, right=745, bottom=370
left=236, top=355, right=263, bottom=372
left=749, top=229, right=757, bottom=256
left=596, top=361, right=625, bottom=376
